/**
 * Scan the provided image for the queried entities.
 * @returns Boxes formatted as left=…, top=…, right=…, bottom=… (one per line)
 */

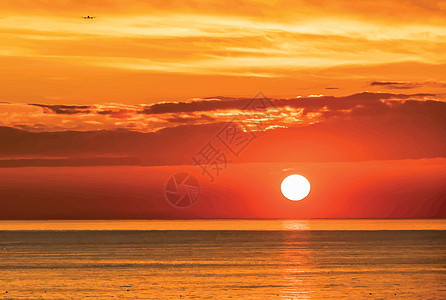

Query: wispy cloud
left=370, top=80, right=446, bottom=89
left=29, top=103, right=91, bottom=114
left=1, top=0, right=446, bottom=102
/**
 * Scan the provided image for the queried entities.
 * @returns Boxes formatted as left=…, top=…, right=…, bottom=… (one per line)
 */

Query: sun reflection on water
left=279, top=225, right=313, bottom=299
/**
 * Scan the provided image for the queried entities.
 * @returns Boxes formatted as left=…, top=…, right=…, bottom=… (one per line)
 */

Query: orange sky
left=0, top=1, right=445, bottom=220
left=1, top=0, right=446, bottom=104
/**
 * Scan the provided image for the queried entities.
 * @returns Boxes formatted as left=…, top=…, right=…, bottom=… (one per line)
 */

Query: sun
left=281, top=174, right=311, bottom=201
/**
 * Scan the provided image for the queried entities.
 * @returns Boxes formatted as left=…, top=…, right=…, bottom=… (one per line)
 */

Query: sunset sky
left=1, top=0, right=446, bottom=104
left=0, top=0, right=445, bottom=219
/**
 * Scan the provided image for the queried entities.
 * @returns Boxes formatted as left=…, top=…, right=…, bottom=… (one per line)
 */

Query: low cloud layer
left=0, top=92, right=443, bottom=133
left=1, top=91, right=445, bottom=165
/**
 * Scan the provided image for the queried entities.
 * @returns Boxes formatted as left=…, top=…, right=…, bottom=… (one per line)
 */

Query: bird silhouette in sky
left=82, top=16, right=96, bottom=19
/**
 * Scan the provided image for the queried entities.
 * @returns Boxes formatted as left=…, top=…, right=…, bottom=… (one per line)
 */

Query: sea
left=0, top=220, right=445, bottom=299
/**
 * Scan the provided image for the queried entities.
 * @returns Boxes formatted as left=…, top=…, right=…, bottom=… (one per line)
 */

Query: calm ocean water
left=0, top=220, right=445, bottom=299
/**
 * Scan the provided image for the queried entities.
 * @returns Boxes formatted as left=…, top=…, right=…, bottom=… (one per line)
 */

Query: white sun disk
left=281, top=174, right=311, bottom=201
